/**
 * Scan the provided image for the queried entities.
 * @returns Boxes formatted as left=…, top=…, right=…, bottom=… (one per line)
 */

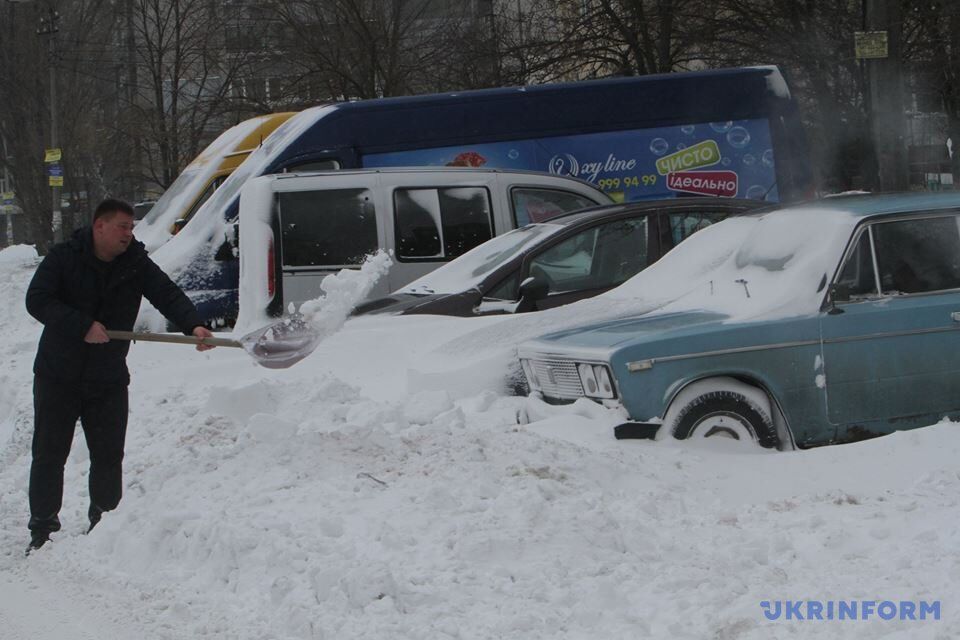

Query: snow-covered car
left=354, top=198, right=762, bottom=317
left=517, top=192, right=960, bottom=450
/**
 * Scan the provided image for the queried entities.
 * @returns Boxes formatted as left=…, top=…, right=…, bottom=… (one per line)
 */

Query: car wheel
left=663, top=378, right=779, bottom=449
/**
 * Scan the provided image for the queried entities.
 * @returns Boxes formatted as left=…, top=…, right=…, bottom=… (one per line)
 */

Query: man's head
left=92, top=198, right=135, bottom=261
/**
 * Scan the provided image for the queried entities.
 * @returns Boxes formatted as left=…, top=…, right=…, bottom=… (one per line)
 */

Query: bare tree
left=128, top=0, right=258, bottom=190
left=488, top=0, right=721, bottom=86
left=267, top=0, right=499, bottom=100
left=707, top=0, right=871, bottom=192
left=909, top=0, right=960, bottom=184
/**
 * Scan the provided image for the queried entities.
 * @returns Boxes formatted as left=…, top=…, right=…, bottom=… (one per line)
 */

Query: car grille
left=528, top=358, right=584, bottom=400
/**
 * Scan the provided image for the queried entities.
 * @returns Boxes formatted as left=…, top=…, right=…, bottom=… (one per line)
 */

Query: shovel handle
left=105, top=330, right=242, bottom=348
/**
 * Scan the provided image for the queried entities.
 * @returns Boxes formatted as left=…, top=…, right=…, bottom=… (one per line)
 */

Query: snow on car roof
left=607, top=205, right=860, bottom=321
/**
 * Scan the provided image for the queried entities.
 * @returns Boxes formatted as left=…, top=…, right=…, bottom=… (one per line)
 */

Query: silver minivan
left=237, top=167, right=611, bottom=322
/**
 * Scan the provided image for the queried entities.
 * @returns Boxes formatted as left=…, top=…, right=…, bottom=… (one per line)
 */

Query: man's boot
left=25, top=531, right=50, bottom=556
left=87, top=504, right=103, bottom=534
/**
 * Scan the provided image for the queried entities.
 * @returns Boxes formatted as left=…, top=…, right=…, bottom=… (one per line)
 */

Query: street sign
left=0, top=191, right=13, bottom=205
left=44, top=148, right=62, bottom=163
left=855, top=31, right=888, bottom=59
left=47, top=162, right=62, bottom=177
left=49, top=176, right=63, bottom=187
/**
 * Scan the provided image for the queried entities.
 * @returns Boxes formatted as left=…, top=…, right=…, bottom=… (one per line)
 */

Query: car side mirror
left=831, top=282, right=850, bottom=303
left=214, top=232, right=235, bottom=262
left=827, top=282, right=850, bottom=314
left=515, top=276, right=549, bottom=313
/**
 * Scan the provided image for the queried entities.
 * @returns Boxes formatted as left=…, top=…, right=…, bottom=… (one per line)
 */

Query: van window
left=286, top=159, right=341, bottom=172
left=178, top=175, right=229, bottom=230
left=395, top=187, right=493, bottom=260
left=512, top=188, right=598, bottom=226
left=278, top=188, right=378, bottom=267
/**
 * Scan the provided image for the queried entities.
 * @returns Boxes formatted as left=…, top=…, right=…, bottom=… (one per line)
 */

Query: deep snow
left=0, top=244, right=957, bottom=639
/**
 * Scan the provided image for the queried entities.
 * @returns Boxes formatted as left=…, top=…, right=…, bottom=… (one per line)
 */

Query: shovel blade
left=238, top=315, right=322, bottom=369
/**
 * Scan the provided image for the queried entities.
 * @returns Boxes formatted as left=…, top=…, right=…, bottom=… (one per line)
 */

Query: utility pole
left=860, top=0, right=909, bottom=191
left=37, top=5, right=61, bottom=242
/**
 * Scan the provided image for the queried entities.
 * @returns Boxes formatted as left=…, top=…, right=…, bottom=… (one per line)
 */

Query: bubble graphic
left=508, top=149, right=519, bottom=160
left=710, top=121, right=733, bottom=133
left=742, top=154, right=756, bottom=166
left=746, top=185, right=768, bottom=200
left=721, top=157, right=732, bottom=167
left=650, top=138, right=669, bottom=156
left=681, top=124, right=695, bottom=135
left=726, top=126, right=751, bottom=149
left=676, top=143, right=687, bottom=151
left=762, top=149, right=775, bottom=167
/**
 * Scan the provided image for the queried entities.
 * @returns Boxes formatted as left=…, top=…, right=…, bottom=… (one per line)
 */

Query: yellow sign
left=655, top=140, right=721, bottom=176
left=44, top=148, right=62, bottom=163
left=855, top=31, right=888, bottom=59
left=0, top=191, right=13, bottom=201
left=49, top=176, right=63, bottom=187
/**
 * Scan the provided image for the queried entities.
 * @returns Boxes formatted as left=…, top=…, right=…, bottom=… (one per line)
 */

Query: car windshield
left=606, top=206, right=858, bottom=321
left=399, top=223, right=568, bottom=294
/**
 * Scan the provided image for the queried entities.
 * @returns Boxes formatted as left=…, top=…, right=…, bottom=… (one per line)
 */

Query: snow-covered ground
left=0, top=244, right=957, bottom=639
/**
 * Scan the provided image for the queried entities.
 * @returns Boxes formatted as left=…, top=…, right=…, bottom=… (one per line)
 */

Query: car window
left=527, top=216, right=648, bottom=294
left=667, top=210, right=731, bottom=246
left=835, top=229, right=878, bottom=300
left=395, top=187, right=493, bottom=261
left=485, top=270, right=521, bottom=301
left=872, top=216, right=960, bottom=295
left=512, top=188, right=598, bottom=226
left=278, top=188, right=378, bottom=267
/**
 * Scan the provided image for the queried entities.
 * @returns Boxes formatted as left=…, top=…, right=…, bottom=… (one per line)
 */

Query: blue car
left=517, top=192, right=960, bottom=449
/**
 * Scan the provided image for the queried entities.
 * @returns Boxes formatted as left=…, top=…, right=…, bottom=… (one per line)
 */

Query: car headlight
left=577, top=363, right=615, bottom=399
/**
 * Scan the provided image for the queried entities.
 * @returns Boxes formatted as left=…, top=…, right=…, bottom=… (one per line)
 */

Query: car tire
left=671, top=388, right=779, bottom=449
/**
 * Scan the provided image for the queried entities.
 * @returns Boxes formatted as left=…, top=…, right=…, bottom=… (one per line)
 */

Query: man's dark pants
left=28, top=376, right=129, bottom=535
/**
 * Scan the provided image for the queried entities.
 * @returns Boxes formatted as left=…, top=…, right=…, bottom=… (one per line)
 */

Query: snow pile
left=0, top=245, right=38, bottom=265
left=0, top=254, right=958, bottom=639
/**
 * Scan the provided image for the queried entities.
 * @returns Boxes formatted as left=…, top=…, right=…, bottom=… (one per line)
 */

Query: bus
left=146, top=66, right=814, bottom=328
left=134, top=112, right=296, bottom=252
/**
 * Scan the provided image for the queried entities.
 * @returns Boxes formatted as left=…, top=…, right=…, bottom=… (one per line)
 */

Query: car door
left=820, top=213, right=960, bottom=430
left=514, top=213, right=656, bottom=311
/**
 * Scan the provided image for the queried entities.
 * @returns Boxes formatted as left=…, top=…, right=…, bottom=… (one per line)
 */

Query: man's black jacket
left=26, top=227, right=204, bottom=387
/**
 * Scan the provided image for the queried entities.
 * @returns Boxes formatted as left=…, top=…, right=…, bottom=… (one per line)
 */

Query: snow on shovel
left=108, top=251, right=394, bottom=370
left=106, top=315, right=320, bottom=370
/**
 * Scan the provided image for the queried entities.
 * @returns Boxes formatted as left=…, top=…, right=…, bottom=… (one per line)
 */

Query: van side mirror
left=515, top=276, right=549, bottom=313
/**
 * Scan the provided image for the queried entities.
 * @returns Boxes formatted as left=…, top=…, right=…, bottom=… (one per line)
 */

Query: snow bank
left=0, top=244, right=38, bottom=264
left=1, top=251, right=958, bottom=639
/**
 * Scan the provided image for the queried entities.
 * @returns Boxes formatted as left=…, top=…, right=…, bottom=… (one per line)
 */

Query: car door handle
left=952, top=312, right=960, bottom=323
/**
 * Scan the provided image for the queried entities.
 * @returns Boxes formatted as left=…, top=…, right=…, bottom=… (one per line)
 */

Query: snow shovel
left=105, top=316, right=321, bottom=370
